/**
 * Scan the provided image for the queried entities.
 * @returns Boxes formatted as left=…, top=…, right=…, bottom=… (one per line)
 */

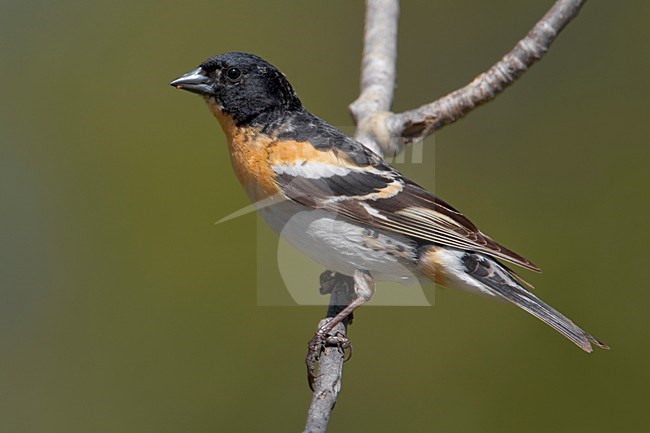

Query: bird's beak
left=170, top=67, right=213, bottom=95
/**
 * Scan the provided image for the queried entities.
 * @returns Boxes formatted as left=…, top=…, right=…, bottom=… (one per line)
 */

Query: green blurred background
left=1, top=1, right=648, bottom=432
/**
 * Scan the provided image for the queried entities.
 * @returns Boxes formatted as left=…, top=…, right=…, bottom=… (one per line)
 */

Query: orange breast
left=227, top=127, right=279, bottom=201
left=207, top=101, right=279, bottom=201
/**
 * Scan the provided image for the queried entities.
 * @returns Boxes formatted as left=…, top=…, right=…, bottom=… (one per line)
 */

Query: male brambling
left=170, top=52, right=607, bottom=367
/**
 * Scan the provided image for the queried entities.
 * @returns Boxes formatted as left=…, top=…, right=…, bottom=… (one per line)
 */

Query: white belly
left=258, top=201, right=420, bottom=283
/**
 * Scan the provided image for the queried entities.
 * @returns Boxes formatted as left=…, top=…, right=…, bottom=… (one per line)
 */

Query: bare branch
left=304, top=1, right=588, bottom=430
left=349, top=0, right=399, bottom=156
left=304, top=3, right=399, bottom=430
left=303, top=273, right=355, bottom=433
left=383, top=0, right=586, bottom=155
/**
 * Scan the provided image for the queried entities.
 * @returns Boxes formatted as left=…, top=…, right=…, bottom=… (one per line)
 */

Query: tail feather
left=461, top=253, right=609, bottom=352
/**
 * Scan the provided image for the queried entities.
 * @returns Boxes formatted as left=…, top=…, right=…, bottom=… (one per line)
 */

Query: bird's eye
left=226, top=67, right=242, bottom=81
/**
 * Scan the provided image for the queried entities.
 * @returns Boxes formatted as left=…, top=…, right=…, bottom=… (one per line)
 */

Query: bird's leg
left=319, top=270, right=356, bottom=324
left=306, top=269, right=375, bottom=389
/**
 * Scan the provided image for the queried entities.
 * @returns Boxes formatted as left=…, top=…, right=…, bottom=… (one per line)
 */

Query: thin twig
left=372, top=0, right=586, bottom=156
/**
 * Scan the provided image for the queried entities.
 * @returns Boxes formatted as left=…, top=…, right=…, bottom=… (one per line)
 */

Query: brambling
left=170, top=52, right=607, bottom=367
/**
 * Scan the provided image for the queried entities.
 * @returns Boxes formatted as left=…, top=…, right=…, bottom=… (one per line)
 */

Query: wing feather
left=270, top=143, right=540, bottom=272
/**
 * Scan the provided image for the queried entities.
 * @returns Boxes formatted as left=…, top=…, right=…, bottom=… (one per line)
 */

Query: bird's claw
left=305, top=331, right=352, bottom=390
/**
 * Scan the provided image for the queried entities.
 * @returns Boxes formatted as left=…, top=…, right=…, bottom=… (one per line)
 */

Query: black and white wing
left=269, top=134, right=540, bottom=272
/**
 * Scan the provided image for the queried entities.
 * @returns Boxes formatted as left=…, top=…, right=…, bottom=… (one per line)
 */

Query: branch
left=349, top=0, right=399, bottom=156
left=303, top=273, right=355, bottom=433
left=304, top=1, right=587, bottom=430
left=304, top=2, right=397, bottom=431
left=356, top=0, right=587, bottom=156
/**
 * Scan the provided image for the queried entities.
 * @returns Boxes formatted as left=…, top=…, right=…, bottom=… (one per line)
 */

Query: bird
left=170, top=52, right=608, bottom=378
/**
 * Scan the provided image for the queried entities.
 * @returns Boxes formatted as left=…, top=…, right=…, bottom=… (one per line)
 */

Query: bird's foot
left=305, top=329, right=352, bottom=390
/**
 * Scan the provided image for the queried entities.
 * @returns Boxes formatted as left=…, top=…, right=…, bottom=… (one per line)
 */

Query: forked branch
left=304, top=1, right=587, bottom=432
left=352, top=0, right=587, bottom=156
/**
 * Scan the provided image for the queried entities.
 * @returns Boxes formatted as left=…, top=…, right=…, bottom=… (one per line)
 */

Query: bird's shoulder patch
left=271, top=111, right=384, bottom=167
left=268, top=138, right=403, bottom=207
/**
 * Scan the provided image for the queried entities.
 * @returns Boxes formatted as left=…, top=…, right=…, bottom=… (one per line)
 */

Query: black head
left=170, top=52, right=302, bottom=125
